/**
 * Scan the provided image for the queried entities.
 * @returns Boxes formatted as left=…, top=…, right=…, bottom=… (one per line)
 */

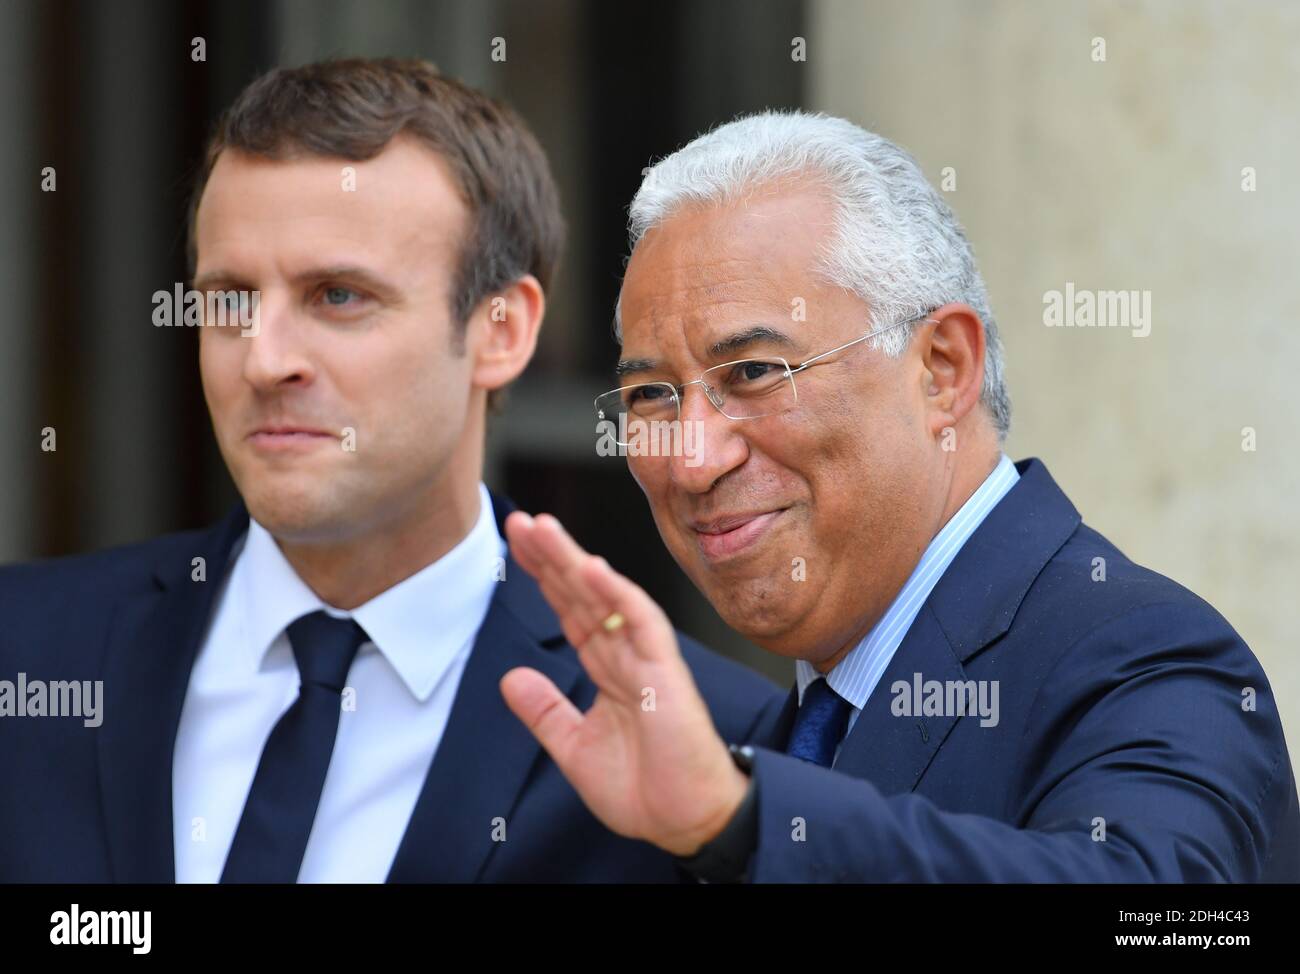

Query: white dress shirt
left=172, top=482, right=505, bottom=883
left=795, top=453, right=1021, bottom=765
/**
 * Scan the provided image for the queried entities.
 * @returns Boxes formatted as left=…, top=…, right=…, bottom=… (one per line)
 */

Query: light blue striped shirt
left=794, top=453, right=1020, bottom=762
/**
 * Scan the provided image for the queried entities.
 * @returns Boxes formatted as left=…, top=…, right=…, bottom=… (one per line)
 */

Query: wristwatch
left=673, top=744, right=759, bottom=883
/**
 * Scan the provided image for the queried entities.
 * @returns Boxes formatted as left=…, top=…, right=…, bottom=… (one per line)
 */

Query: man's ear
left=919, top=302, right=985, bottom=439
left=469, top=274, right=545, bottom=393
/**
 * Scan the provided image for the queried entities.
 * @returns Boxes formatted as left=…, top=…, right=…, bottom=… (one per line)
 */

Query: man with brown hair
left=0, top=58, right=781, bottom=883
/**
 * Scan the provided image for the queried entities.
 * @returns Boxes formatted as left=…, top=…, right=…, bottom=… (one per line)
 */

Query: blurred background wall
left=807, top=0, right=1300, bottom=761
left=0, top=0, right=1294, bottom=763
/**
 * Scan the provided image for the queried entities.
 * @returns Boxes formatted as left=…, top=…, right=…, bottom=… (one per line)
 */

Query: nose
left=240, top=292, right=315, bottom=392
left=667, top=383, right=748, bottom=493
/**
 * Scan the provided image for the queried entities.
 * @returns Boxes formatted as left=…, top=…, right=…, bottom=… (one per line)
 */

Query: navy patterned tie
left=220, top=610, right=368, bottom=883
left=785, top=678, right=853, bottom=768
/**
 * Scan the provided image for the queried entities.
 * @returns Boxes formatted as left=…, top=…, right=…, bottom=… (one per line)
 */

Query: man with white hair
left=499, top=111, right=1300, bottom=882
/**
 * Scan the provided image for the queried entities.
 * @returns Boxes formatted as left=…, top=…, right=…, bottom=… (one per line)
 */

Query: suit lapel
left=924, top=457, right=1081, bottom=664
left=386, top=496, right=580, bottom=883
left=751, top=614, right=965, bottom=796
left=831, top=604, right=965, bottom=793
left=799, top=458, right=1082, bottom=794
left=98, top=504, right=249, bottom=882
left=751, top=686, right=798, bottom=750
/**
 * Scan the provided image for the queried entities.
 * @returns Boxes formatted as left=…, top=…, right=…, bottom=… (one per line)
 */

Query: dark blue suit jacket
left=743, top=457, right=1300, bottom=882
left=0, top=493, right=781, bottom=882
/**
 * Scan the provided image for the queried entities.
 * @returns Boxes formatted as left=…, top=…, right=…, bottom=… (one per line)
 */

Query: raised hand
left=499, top=511, right=748, bottom=856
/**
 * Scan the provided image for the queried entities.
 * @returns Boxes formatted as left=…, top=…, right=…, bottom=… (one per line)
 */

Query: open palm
left=499, top=511, right=746, bottom=856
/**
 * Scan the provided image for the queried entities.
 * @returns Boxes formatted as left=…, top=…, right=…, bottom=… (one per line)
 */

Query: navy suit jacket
left=0, top=493, right=781, bottom=882
left=743, top=457, right=1300, bottom=882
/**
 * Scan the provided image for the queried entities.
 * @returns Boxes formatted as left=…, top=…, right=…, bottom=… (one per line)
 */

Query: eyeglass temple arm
left=786, top=314, right=937, bottom=374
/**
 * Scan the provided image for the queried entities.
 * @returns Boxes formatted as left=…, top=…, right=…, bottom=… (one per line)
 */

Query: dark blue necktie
left=785, top=678, right=853, bottom=768
left=220, top=610, right=368, bottom=883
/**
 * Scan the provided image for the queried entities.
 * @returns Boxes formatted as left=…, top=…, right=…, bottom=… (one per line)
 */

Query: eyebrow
left=708, top=325, right=796, bottom=359
left=614, top=324, right=798, bottom=380
left=192, top=265, right=402, bottom=301
left=191, top=269, right=248, bottom=292
left=614, top=357, right=657, bottom=378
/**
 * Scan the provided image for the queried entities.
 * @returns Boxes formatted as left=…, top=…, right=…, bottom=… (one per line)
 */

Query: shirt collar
left=795, top=452, right=1021, bottom=708
left=235, top=482, right=505, bottom=702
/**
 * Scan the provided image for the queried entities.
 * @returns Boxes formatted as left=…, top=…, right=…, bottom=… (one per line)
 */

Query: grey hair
left=615, top=110, right=1011, bottom=440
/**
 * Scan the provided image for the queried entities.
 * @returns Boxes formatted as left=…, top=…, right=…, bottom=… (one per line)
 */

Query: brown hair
left=186, top=57, right=564, bottom=406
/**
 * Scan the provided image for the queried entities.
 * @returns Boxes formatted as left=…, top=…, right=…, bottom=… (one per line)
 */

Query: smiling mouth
left=692, top=509, right=787, bottom=561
